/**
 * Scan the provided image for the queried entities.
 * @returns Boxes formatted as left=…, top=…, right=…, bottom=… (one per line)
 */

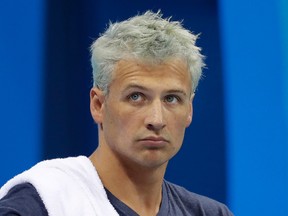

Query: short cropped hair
left=90, top=11, right=205, bottom=94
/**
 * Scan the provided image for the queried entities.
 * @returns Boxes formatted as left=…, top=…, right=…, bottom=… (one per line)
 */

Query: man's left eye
left=165, top=95, right=179, bottom=103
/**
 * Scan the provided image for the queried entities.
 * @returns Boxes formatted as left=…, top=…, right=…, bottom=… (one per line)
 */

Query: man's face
left=91, top=59, right=193, bottom=169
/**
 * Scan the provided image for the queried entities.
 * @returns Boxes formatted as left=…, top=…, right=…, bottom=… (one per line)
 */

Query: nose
left=144, top=100, right=166, bottom=131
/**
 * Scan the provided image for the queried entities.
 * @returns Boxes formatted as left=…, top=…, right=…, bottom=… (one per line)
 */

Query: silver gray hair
left=90, top=11, right=205, bottom=94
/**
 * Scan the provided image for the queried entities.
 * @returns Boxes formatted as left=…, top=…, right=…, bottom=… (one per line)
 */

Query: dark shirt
left=105, top=180, right=233, bottom=216
left=0, top=183, right=48, bottom=216
left=0, top=182, right=233, bottom=216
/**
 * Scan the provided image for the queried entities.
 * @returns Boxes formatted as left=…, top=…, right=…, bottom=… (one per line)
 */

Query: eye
left=165, top=95, right=180, bottom=104
left=129, top=92, right=144, bottom=102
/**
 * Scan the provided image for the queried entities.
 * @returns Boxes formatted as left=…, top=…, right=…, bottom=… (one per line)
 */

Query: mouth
left=138, top=136, right=169, bottom=148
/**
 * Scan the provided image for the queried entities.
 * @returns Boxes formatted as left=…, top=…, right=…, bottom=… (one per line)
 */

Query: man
left=0, top=11, right=233, bottom=216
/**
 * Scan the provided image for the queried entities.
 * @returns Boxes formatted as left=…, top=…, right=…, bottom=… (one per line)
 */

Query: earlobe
left=186, top=93, right=195, bottom=127
left=90, top=87, right=105, bottom=124
left=185, top=102, right=193, bottom=127
left=186, top=112, right=192, bottom=127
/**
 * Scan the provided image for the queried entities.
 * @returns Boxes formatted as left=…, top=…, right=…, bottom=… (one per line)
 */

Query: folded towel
left=0, top=156, right=119, bottom=216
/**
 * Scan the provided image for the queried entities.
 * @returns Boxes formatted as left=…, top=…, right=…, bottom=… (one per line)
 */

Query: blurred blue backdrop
left=0, top=0, right=287, bottom=215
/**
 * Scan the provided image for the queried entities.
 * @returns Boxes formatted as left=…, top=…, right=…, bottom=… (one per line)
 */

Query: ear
left=186, top=93, right=195, bottom=127
left=90, top=87, right=105, bottom=124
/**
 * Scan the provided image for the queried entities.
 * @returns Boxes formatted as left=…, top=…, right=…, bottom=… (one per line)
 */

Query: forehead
left=112, top=59, right=191, bottom=84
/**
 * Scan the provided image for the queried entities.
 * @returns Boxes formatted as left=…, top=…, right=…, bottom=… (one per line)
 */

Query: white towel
left=0, top=156, right=119, bottom=216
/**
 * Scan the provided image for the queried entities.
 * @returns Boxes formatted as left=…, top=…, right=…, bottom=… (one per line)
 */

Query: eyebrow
left=123, top=84, right=149, bottom=92
left=166, top=89, right=188, bottom=96
left=122, top=84, right=188, bottom=96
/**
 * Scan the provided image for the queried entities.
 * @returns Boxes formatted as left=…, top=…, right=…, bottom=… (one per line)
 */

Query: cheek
left=169, top=110, right=191, bottom=138
left=175, top=108, right=191, bottom=125
left=105, top=106, right=138, bottom=135
left=168, top=115, right=187, bottom=136
left=102, top=104, right=122, bottom=135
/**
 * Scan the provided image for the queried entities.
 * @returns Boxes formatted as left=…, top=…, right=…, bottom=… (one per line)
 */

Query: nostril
left=147, top=124, right=154, bottom=131
left=146, top=123, right=165, bottom=131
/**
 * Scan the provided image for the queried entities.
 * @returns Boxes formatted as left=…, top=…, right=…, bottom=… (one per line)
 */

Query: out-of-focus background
left=0, top=0, right=287, bottom=215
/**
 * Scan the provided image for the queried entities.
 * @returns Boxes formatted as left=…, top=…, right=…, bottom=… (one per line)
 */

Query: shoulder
left=0, top=183, right=48, bottom=216
left=0, top=156, right=92, bottom=199
left=163, top=180, right=233, bottom=216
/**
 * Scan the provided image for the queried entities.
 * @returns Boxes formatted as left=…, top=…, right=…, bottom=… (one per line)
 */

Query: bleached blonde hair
left=91, top=11, right=205, bottom=94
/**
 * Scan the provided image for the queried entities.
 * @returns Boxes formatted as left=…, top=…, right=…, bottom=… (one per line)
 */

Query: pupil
left=132, top=94, right=139, bottom=100
left=167, top=96, right=173, bottom=102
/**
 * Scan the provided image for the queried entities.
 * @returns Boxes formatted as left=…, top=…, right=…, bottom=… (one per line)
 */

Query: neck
left=89, top=145, right=167, bottom=216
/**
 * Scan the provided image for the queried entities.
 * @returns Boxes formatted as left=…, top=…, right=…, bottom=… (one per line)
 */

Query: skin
left=89, top=58, right=194, bottom=216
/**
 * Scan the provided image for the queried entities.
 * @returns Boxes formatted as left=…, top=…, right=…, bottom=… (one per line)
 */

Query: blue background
left=1, top=0, right=287, bottom=215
